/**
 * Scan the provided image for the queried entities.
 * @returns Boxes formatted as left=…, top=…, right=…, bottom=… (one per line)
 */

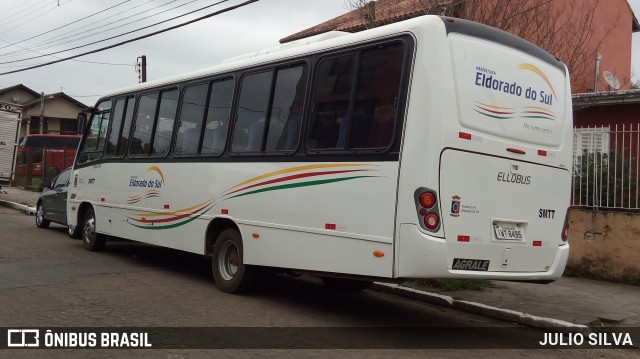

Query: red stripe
left=226, top=169, right=368, bottom=196
left=475, top=105, right=515, bottom=115
left=457, top=235, right=470, bottom=242
left=129, top=203, right=211, bottom=224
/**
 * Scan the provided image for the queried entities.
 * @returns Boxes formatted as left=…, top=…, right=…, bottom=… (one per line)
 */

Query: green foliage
left=572, top=149, right=639, bottom=208
left=404, top=278, right=494, bottom=292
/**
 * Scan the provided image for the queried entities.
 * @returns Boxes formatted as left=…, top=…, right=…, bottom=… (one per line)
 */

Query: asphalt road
left=0, top=206, right=636, bottom=358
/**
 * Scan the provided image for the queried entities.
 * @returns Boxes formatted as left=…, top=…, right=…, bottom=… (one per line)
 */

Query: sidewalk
left=1, top=185, right=639, bottom=329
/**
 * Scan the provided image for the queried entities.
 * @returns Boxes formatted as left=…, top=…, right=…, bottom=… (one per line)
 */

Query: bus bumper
left=396, top=224, right=570, bottom=281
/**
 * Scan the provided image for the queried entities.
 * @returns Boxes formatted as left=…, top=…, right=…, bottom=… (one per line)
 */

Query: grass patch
left=403, top=278, right=494, bottom=292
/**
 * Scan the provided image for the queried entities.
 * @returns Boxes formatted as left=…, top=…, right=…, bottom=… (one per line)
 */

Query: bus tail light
left=561, top=209, right=569, bottom=242
left=415, top=188, right=441, bottom=232
left=424, top=213, right=440, bottom=230
left=419, top=192, right=436, bottom=209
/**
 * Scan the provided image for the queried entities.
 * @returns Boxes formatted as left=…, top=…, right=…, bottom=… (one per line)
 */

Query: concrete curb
left=0, top=199, right=36, bottom=215
left=372, top=283, right=590, bottom=333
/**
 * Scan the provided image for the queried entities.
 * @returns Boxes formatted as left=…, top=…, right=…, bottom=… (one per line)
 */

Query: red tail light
left=419, top=192, right=436, bottom=209
left=415, top=188, right=441, bottom=232
left=424, top=213, right=440, bottom=230
left=561, top=209, right=569, bottom=242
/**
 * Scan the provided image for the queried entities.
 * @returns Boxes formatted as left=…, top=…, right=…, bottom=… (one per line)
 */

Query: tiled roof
left=280, top=0, right=454, bottom=43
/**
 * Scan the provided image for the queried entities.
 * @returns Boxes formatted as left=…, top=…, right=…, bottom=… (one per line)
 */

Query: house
left=0, top=84, right=87, bottom=137
left=281, top=0, right=639, bottom=94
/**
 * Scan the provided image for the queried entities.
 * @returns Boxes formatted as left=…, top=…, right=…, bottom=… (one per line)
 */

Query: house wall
left=567, top=209, right=640, bottom=283
left=556, top=0, right=634, bottom=92
left=0, top=89, right=37, bottom=105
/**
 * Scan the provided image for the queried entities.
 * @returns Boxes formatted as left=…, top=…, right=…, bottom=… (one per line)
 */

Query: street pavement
left=2, top=185, right=639, bottom=330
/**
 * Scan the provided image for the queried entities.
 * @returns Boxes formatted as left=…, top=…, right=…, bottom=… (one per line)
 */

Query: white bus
left=69, top=15, right=572, bottom=293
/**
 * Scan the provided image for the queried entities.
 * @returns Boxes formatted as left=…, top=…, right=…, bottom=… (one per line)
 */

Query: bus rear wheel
left=212, top=229, right=255, bottom=293
left=82, top=207, right=106, bottom=251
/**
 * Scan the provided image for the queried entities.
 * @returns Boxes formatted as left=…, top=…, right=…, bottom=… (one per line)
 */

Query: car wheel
left=35, top=202, right=50, bottom=229
left=82, top=207, right=106, bottom=251
left=212, top=229, right=255, bottom=293
left=68, top=224, right=81, bottom=239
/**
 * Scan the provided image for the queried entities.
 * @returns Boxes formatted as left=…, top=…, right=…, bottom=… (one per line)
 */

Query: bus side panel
left=71, top=161, right=399, bottom=277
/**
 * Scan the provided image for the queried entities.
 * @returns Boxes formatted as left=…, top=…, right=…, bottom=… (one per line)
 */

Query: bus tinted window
left=307, top=43, right=404, bottom=150
left=106, top=98, right=126, bottom=157
left=77, top=100, right=111, bottom=164
left=175, top=83, right=208, bottom=155
left=266, top=66, right=306, bottom=152
left=307, top=54, right=356, bottom=149
left=201, top=79, right=234, bottom=156
left=232, top=71, right=272, bottom=153
left=152, top=89, right=178, bottom=156
left=118, top=97, right=135, bottom=157
left=131, top=92, right=158, bottom=155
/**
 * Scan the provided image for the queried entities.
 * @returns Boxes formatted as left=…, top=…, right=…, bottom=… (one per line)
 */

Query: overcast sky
left=0, top=0, right=639, bottom=108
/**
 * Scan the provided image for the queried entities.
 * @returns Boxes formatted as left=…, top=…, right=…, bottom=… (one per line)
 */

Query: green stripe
left=228, top=176, right=377, bottom=200
left=473, top=109, right=513, bottom=119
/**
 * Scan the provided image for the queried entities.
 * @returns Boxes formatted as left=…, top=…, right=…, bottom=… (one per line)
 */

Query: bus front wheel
left=82, top=207, right=106, bottom=251
left=212, top=229, right=255, bottom=293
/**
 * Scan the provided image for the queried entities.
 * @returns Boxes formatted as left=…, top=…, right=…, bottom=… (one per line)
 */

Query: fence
left=572, top=124, right=640, bottom=210
left=12, top=147, right=76, bottom=189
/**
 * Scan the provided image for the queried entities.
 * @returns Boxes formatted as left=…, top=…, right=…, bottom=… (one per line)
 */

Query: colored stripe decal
left=128, top=202, right=211, bottom=224
left=131, top=199, right=214, bottom=217
left=225, top=163, right=374, bottom=192
left=224, top=169, right=369, bottom=197
left=227, top=176, right=377, bottom=199
left=473, top=109, right=514, bottom=119
left=128, top=208, right=213, bottom=230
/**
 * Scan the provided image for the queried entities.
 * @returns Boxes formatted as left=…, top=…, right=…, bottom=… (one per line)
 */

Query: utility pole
left=39, top=92, right=45, bottom=134
left=136, top=55, right=147, bottom=83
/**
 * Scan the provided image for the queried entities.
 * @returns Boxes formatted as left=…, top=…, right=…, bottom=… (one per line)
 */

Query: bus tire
left=35, top=202, right=50, bottom=228
left=321, top=277, right=373, bottom=292
left=68, top=224, right=81, bottom=239
left=212, top=229, right=255, bottom=293
left=82, top=207, right=106, bottom=251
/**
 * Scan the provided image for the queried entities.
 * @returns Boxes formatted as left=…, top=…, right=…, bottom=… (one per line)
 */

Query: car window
left=53, top=169, right=71, bottom=188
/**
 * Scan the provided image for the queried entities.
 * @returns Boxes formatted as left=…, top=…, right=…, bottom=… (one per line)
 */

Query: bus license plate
left=493, top=222, right=525, bottom=240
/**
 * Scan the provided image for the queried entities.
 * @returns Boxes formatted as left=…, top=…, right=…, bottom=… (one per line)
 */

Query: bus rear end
left=396, top=17, right=571, bottom=281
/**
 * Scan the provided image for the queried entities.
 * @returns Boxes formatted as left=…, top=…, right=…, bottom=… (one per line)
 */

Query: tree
left=345, top=0, right=620, bottom=93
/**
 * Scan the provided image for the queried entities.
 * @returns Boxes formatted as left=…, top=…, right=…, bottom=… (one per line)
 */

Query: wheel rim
left=36, top=205, right=44, bottom=225
left=217, top=240, right=239, bottom=281
left=68, top=225, right=76, bottom=236
left=83, top=214, right=96, bottom=243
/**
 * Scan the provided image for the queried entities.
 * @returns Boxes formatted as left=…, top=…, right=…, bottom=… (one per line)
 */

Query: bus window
left=176, top=83, right=208, bottom=155
left=106, top=98, right=126, bottom=157
left=307, top=54, right=356, bottom=150
left=117, top=97, right=135, bottom=157
left=152, top=89, right=178, bottom=156
left=307, top=43, right=404, bottom=150
left=267, top=65, right=307, bottom=152
left=130, top=92, right=158, bottom=155
left=232, top=71, right=272, bottom=153
left=77, top=100, right=111, bottom=164
left=201, top=79, right=234, bottom=156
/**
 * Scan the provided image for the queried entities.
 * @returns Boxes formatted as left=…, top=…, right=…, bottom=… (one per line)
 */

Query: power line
left=25, top=0, right=202, bottom=56
left=0, top=0, right=136, bottom=53
left=0, top=0, right=229, bottom=65
left=0, top=0, right=74, bottom=36
left=0, top=0, right=260, bottom=76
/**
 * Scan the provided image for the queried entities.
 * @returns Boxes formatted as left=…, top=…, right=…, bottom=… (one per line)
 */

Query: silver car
left=35, top=167, right=80, bottom=238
